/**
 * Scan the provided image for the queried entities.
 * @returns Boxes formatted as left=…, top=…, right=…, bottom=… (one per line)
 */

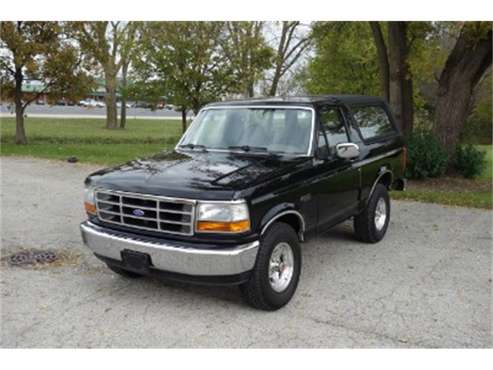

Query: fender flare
left=259, top=204, right=306, bottom=241
left=367, top=168, right=393, bottom=205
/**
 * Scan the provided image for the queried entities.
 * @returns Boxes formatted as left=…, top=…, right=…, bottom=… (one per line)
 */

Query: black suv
left=81, top=95, right=406, bottom=310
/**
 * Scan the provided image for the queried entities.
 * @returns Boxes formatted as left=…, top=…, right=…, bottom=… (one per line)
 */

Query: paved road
left=0, top=103, right=182, bottom=119
left=1, top=157, right=491, bottom=348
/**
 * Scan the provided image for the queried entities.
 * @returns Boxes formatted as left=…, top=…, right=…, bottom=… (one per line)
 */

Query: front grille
left=95, top=189, right=196, bottom=236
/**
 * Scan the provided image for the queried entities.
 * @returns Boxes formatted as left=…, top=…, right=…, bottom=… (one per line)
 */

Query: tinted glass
left=352, top=106, right=395, bottom=140
left=180, top=108, right=313, bottom=155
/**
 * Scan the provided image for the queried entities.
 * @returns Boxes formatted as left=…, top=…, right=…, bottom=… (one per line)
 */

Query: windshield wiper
left=179, top=143, right=208, bottom=152
left=228, top=145, right=269, bottom=153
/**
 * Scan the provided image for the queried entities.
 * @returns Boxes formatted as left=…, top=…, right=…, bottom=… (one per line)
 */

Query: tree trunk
left=14, top=66, right=27, bottom=144
left=120, top=99, right=127, bottom=129
left=181, top=109, right=187, bottom=134
left=433, top=26, right=492, bottom=157
left=104, top=69, right=118, bottom=129
left=268, top=22, right=288, bottom=97
left=369, top=22, right=390, bottom=102
left=388, top=22, right=413, bottom=136
left=269, top=71, right=282, bottom=97
left=120, top=62, right=129, bottom=129
left=247, top=82, right=254, bottom=98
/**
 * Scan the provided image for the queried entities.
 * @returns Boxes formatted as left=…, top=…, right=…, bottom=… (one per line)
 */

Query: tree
left=117, top=23, right=138, bottom=129
left=433, top=22, right=492, bottom=156
left=134, top=22, right=234, bottom=133
left=387, top=22, right=414, bottom=136
left=71, top=22, right=138, bottom=129
left=0, top=21, right=93, bottom=144
left=267, top=21, right=312, bottom=96
left=369, top=22, right=389, bottom=102
left=222, top=22, right=273, bottom=97
left=304, top=22, right=381, bottom=96
left=368, top=22, right=414, bottom=136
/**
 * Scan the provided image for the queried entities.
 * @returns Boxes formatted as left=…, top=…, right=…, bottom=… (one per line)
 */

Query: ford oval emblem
left=132, top=208, right=145, bottom=217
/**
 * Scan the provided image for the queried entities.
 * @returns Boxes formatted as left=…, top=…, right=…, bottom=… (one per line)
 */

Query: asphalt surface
left=1, top=157, right=491, bottom=348
left=0, top=103, right=182, bottom=119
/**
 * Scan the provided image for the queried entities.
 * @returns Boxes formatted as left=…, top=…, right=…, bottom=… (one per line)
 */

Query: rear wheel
left=354, top=183, right=390, bottom=243
left=106, top=263, right=143, bottom=279
left=240, top=222, right=301, bottom=311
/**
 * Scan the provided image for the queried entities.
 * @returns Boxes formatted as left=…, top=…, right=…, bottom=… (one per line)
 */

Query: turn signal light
left=84, top=202, right=97, bottom=215
left=196, top=220, right=250, bottom=233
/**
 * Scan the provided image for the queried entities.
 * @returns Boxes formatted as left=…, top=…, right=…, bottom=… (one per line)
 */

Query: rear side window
left=351, top=106, right=395, bottom=140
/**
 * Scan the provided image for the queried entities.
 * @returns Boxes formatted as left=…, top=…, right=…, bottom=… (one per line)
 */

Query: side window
left=351, top=105, right=395, bottom=140
left=319, top=107, right=349, bottom=154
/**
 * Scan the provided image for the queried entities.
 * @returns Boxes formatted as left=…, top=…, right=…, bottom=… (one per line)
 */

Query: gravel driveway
left=1, top=157, right=491, bottom=348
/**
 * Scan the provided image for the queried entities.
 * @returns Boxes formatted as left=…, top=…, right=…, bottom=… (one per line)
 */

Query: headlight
left=84, top=186, right=96, bottom=215
left=196, top=201, right=250, bottom=233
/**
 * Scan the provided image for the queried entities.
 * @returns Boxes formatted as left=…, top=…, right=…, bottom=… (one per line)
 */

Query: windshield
left=179, top=107, right=313, bottom=155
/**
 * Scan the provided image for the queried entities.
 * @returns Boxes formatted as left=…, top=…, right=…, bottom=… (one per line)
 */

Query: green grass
left=0, top=117, right=182, bottom=145
left=0, top=117, right=182, bottom=165
left=391, top=189, right=492, bottom=209
left=0, top=143, right=172, bottom=165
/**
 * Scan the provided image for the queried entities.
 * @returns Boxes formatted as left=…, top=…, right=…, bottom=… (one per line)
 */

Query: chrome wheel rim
left=268, top=242, right=294, bottom=293
left=374, top=198, right=387, bottom=231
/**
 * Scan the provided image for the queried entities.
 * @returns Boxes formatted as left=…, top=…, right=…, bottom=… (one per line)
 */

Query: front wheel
left=354, top=183, right=390, bottom=243
left=240, top=222, right=301, bottom=311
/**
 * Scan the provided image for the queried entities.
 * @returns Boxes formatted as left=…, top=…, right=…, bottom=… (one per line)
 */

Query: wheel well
left=276, top=213, right=302, bottom=235
left=378, top=171, right=393, bottom=189
left=262, top=211, right=304, bottom=241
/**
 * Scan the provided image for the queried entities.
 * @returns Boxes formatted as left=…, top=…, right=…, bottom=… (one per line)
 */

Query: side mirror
left=336, top=142, right=360, bottom=159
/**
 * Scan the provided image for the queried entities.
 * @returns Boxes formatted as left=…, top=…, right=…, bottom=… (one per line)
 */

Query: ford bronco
left=80, top=95, right=406, bottom=310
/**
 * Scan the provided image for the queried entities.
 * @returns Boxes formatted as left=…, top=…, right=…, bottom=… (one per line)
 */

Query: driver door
left=314, top=106, right=361, bottom=230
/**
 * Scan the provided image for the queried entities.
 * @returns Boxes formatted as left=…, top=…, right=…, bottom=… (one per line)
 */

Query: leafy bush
left=406, top=130, right=448, bottom=179
left=455, top=144, right=487, bottom=178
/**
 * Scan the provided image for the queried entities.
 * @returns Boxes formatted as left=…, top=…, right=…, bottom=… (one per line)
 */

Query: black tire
left=354, top=183, right=390, bottom=243
left=106, top=263, right=143, bottom=279
left=240, top=222, right=301, bottom=311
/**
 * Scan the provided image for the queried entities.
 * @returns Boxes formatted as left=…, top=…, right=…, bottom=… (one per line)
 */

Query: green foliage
left=223, top=22, right=273, bottom=97
left=461, top=74, right=492, bottom=145
left=406, top=130, right=448, bottom=179
left=132, top=22, right=235, bottom=114
left=0, top=21, right=95, bottom=104
left=478, top=145, right=493, bottom=180
left=304, top=22, right=381, bottom=96
left=455, top=144, right=487, bottom=179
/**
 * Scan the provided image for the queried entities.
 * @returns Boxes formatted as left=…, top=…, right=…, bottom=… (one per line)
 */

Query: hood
left=87, top=150, right=308, bottom=200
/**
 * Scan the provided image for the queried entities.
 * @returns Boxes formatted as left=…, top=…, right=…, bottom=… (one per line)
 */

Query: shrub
left=406, top=130, right=448, bottom=179
left=455, top=144, right=487, bottom=178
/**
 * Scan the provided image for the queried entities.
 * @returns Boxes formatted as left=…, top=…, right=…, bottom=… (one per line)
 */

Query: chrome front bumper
left=80, top=221, right=259, bottom=276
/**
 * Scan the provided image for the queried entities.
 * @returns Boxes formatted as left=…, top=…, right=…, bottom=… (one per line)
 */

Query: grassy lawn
left=391, top=145, right=492, bottom=209
left=1, top=117, right=182, bottom=165
left=392, top=188, right=492, bottom=209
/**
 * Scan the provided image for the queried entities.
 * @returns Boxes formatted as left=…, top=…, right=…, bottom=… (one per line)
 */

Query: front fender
left=258, top=203, right=305, bottom=240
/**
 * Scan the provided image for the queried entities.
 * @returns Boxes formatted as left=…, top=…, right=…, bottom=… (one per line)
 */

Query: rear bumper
left=80, top=221, right=259, bottom=281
